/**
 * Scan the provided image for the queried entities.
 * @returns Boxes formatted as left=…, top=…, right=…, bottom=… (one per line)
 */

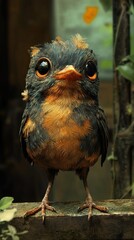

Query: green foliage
left=0, top=225, right=19, bottom=240
left=0, top=209, right=17, bottom=223
left=0, top=197, right=14, bottom=211
left=0, top=196, right=27, bottom=240
left=116, top=55, right=134, bottom=82
left=0, top=197, right=16, bottom=222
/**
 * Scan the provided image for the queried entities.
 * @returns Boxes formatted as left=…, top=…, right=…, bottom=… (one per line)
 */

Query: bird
left=20, top=34, right=109, bottom=221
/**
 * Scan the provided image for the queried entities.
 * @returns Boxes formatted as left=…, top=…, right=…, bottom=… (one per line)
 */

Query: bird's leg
left=77, top=169, right=108, bottom=220
left=24, top=169, right=57, bottom=221
left=40, top=176, right=57, bottom=222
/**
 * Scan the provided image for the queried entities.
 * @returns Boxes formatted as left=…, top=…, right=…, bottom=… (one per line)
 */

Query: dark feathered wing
left=19, top=108, right=33, bottom=164
left=96, top=107, right=109, bottom=166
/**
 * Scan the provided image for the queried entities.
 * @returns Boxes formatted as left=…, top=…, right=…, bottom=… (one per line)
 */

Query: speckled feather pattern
left=20, top=35, right=108, bottom=171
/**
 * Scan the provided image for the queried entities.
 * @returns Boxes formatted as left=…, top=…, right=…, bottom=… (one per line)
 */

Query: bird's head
left=24, top=34, right=99, bottom=105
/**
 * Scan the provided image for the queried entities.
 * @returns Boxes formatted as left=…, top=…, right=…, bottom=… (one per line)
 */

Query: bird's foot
left=41, top=201, right=57, bottom=222
left=24, top=200, right=56, bottom=222
left=77, top=198, right=108, bottom=220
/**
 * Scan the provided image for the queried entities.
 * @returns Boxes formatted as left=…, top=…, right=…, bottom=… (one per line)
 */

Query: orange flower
left=83, top=6, right=99, bottom=24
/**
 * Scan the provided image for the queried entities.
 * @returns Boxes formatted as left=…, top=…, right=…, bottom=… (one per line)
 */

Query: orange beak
left=54, top=65, right=82, bottom=81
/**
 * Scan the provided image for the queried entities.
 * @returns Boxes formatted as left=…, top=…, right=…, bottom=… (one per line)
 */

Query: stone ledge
left=11, top=199, right=134, bottom=240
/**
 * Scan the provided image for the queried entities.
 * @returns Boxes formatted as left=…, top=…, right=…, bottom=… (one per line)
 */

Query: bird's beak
left=54, top=65, right=82, bottom=81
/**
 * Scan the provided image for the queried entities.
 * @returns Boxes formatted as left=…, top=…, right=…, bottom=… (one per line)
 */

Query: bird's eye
left=35, top=58, right=51, bottom=78
left=85, top=61, right=97, bottom=80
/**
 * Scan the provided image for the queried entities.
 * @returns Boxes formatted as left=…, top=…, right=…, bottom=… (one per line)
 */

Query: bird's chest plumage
left=25, top=99, right=100, bottom=170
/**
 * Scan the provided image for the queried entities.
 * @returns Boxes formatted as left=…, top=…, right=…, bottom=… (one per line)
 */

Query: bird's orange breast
left=25, top=95, right=99, bottom=170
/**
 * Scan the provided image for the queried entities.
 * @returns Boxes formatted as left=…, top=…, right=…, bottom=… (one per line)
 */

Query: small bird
left=20, top=34, right=108, bottom=221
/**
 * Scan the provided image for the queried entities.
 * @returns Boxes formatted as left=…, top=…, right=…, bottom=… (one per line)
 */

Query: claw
left=78, top=199, right=108, bottom=220
left=41, top=203, right=57, bottom=223
left=24, top=202, right=57, bottom=222
left=92, top=203, right=108, bottom=213
left=77, top=203, right=88, bottom=212
left=44, top=204, right=57, bottom=213
left=24, top=205, right=42, bottom=219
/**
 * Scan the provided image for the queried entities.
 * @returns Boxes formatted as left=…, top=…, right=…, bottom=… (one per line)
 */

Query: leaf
left=12, top=235, right=19, bottom=240
left=107, top=153, right=117, bottom=161
left=116, top=62, right=134, bottom=82
left=18, top=230, right=28, bottom=236
left=83, top=6, right=99, bottom=24
left=128, top=55, right=134, bottom=63
left=121, top=54, right=134, bottom=63
left=8, top=225, right=17, bottom=235
left=0, top=197, right=14, bottom=211
left=0, top=208, right=17, bottom=222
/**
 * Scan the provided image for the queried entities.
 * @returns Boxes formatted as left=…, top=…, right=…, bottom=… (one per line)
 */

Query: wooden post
left=112, top=0, right=132, bottom=198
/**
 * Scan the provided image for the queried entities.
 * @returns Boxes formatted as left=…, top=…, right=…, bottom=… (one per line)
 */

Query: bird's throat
left=45, top=81, right=85, bottom=103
